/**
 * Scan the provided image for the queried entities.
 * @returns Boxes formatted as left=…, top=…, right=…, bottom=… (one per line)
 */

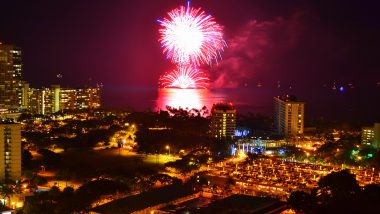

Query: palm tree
left=23, top=170, right=34, bottom=186
left=0, top=183, right=14, bottom=207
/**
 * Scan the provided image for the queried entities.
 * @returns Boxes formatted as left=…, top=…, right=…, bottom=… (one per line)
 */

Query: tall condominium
left=274, top=95, right=305, bottom=137
left=0, top=44, right=23, bottom=110
left=0, top=121, right=21, bottom=181
left=361, top=123, right=380, bottom=149
left=211, top=103, right=236, bottom=139
left=26, top=85, right=101, bottom=114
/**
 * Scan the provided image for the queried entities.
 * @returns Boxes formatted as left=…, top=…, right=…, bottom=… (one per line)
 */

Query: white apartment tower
left=274, top=95, right=305, bottom=137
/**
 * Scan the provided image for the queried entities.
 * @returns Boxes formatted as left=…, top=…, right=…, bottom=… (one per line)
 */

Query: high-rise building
left=75, top=87, right=101, bottom=109
left=51, top=84, right=61, bottom=113
left=210, top=103, right=236, bottom=139
left=0, top=121, right=21, bottom=181
left=59, top=88, right=77, bottom=111
left=21, top=81, right=29, bottom=110
left=0, top=44, right=23, bottom=110
left=25, top=85, right=101, bottom=114
left=27, top=87, right=43, bottom=114
left=361, top=123, right=380, bottom=149
left=274, top=95, right=305, bottom=137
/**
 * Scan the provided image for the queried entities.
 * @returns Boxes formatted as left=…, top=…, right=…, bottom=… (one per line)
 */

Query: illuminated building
left=21, top=82, right=29, bottom=110
left=26, top=87, right=43, bottom=114
left=25, top=85, right=101, bottom=114
left=69, top=87, right=101, bottom=109
left=59, top=88, right=77, bottom=111
left=232, top=138, right=288, bottom=155
left=274, top=95, right=304, bottom=137
left=361, top=123, right=380, bottom=149
left=0, top=121, right=21, bottom=181
left=211, top=103, right=236, bottom=139
left=0, top=44, right=23, bottom=110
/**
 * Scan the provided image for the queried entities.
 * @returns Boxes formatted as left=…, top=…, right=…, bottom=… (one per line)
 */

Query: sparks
left=157, top=2, right=226, bottom=89
left=159, top=65, right=209, bottom=89
left=158, top=5, right=226, bottom=66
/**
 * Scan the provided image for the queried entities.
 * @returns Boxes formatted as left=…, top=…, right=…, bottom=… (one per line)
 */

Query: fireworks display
left=159, top=65, right=209, bottom=89
left=158, top=1, right=225, bottom=89
left=158, top=4, right=225, bottom=65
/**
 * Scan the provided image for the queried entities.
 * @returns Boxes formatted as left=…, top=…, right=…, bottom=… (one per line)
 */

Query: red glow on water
left=156, top=88, right=227, bottom=113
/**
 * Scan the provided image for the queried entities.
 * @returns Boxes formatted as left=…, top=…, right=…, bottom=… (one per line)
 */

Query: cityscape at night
left=0, top=0, right=379, bottom=213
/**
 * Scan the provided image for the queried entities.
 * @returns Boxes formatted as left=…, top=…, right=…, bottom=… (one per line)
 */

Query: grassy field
left=56, top=148, right=179, bottom=180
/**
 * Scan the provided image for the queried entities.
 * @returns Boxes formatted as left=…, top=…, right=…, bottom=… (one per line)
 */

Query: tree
left=359, top=184, right=380, bottom=213
left=289, top=170, right=379, bottom=213
left=312, top=170, right=361, bottom=213
left=71, top=179, right=126, bottom=212
left=23, top=170, right=34, bottom=183
left=223, top=176, right=235, bottom=194
left=245, top=152, right=259, bottom=163
left=48, top=186, right=61, bottom=204
left=149, top=174, right=180, bottom=186
left=370, top=150, right=380, bottom=168
left=37, top=149, right=61, bottom=166
left=315, top=170, right=360, bottom=204
left=61, top=186, right=74, bottom=199
left=57, top=186, right=76, bottom=214
left=33, top=176, right=48, bottom=186
left=288, top=191, right=314, bottom=213
left=22, top=149, right=33, bottom=168
left=0, top=184, right=14, bottom=207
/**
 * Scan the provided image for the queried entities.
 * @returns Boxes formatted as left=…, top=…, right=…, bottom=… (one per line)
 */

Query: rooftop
left=275, top=95, right=303, bottom=102
left=212, top=102, right=236, bottom=111
left=195, top=194, right=287, bottom=214
left=91, top=184, right=194, bottom=213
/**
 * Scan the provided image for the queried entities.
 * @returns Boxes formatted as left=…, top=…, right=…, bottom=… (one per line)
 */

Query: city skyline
left=0, top=2, right=380, bottom=212
left=0, top=0, right=379, bottom=122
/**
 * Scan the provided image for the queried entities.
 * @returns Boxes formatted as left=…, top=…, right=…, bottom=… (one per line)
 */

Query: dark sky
left=1, top=0, right=380, bottom=122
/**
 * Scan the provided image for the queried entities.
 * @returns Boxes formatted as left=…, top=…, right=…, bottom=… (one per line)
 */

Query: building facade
left=0, top=122, right=21, bottom=181
left=274, top=95, right=304, bottom=137
left=0, top=44, right=23, bottom=110
left=210, top=103, right=236, bottom=139
left=25, top=85, right=101, bottom=114
left=361, top=123, right=380, bottom=149
left=0, top=43, right=101, bottom=114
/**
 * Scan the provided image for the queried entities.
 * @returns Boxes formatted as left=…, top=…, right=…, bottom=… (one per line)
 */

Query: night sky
left=1, top=0, right=380, bottom=122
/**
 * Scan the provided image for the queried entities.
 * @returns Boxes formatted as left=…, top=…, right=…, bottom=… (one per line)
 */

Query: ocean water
left=102, top=85, right=380, bottom=123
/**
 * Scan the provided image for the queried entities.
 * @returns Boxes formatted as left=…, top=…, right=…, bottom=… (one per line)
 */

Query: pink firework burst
left=158, top=4, right=226, bottom=66
left=159, top=65, right=209, bottom=89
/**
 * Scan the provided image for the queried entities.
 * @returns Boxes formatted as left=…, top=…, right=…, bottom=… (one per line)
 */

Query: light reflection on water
left=103, top=86, right=276, bottom=115
left=155, top=88, right=227, bottom=112
left=103, top=85, right=379, bottom=121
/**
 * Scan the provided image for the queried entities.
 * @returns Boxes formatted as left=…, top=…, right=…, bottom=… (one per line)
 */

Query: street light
left=166, top=145, right=170, bottom=155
